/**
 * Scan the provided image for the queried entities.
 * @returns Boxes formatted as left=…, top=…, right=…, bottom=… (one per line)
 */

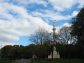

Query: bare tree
left=57, top=26, right=76, bottom=44
left=29, top=28, right=52, bottom=45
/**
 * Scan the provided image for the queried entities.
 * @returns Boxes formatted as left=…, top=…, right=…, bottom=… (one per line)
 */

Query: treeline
left=56, top=44, right=83, bottom=58
left=1, top=43, right=83, bottom=59
left=0, top=44, right=50, bottom=59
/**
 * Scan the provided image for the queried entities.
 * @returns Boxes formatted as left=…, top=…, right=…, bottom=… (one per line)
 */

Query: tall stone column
left=48, top=20, right=60, bottom=59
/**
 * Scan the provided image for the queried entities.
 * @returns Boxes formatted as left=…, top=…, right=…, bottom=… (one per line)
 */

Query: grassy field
left=0, top=59, right=84, bottom=63
left=0, top=59, right=14, bottom=63
left=31, top=59, right=84, bottom=63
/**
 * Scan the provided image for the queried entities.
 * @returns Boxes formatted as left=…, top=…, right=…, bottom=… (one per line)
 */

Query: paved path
left=12, top=59, right=31, bottom=63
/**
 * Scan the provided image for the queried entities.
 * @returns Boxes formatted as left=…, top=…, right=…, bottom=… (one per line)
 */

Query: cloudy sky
left=0, top=0, right=84, bottom=48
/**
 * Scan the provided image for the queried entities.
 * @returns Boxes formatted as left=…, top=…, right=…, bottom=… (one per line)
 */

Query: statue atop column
left=48, top=20, right=60, bottom=59
left=52, top=20, right=56, bottom=44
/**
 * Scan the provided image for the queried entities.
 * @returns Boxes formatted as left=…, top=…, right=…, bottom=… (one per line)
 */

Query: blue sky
left=0, top=0, right=84, bottom=48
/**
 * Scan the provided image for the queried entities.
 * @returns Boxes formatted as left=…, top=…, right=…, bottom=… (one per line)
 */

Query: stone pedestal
left=48, top=46, right=60, bottom=59
left=32, top=54, right=37, bottom=59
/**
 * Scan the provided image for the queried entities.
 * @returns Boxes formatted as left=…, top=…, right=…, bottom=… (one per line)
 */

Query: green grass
left=31, top=59, right=84, bottom=63
left=0, top=58, right=84, bottom=63
left=0, top=59, right=14, bottom=63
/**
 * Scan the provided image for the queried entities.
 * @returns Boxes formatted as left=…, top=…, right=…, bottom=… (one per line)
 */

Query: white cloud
left=0, top=42, right=15, bottom=48
left=48, top=0, right=77, bottom=11
left=0, top=0, right=4, bottom=2
left=13, top=0, right=76, bottom=11
left=3, top=0, right=84, bottom=11
left=30, top=5, right=79, bottom=21
left=0, top=2, right=52, bottom=48
left=48, top=14, right=71, bottom=21
left=78, top=0, right=84, bottom=8
left=31, top=10, right=72, bottom=21
left=72, top=11, right=79, bottom=17
left=56, top=23, right=71, bottom=33
left=15, top=0, right=76, bottom=11
left=48, top=0, right=84, bottom=11
left=15, top=0, right=47, bottom=7
left=63, top=23, right=72, bottom=27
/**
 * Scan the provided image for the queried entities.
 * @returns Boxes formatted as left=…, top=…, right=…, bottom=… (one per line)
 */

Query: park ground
left=0, top=59, right=84, bottom=63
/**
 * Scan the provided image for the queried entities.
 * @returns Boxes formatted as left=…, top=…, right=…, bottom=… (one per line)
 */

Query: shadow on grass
left=0, top=58, right=14, bottom=63
left=0, top=58, right=84, bottom=63
left=31, top=59, right=84, bottom=63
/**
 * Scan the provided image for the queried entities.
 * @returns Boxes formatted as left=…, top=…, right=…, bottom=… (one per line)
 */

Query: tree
left=29, top=28, right=51, bottom=45
left=71, top=7, right=84, bottom=45
left=71, top=7, right=84, bottom=58
left=57, top=26, right=76, bottom=44
left=1, top=45, right=14, bottom=59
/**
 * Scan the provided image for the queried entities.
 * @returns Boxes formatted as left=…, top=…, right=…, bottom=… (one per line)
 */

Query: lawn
left=0, top=58, right=84, bottom=63
left=31, top=59, right=84, bottom=63
left=0, top=59, right=14, bottom=63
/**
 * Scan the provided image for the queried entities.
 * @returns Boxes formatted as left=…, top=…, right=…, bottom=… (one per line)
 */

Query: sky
left=0, top=0, right=84, bottom=48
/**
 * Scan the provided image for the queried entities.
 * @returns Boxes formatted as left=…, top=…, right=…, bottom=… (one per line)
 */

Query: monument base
left=48, top=46, right=60, bottom=59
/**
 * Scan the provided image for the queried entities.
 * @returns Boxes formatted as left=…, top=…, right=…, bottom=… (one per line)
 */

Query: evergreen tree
left=71, top=7, right=84, bottom=58
left=72, top=7, right=84, bottom=45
